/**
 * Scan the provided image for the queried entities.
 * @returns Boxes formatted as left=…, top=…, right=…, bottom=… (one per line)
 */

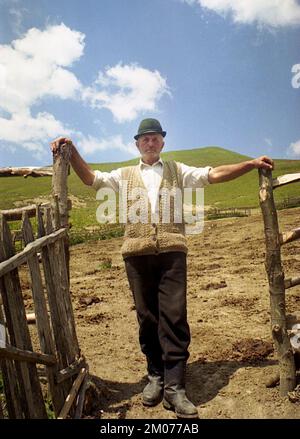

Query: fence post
left=259, top=168, right=296, bottom=396
left=52, top=142, right=71, bottom=280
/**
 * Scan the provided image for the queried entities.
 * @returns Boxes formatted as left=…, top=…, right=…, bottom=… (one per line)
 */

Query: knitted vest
left=120, top=160, right=187, bottom=258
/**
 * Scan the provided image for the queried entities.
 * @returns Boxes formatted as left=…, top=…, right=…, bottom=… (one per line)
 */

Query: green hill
left=1, top=146, right=300, bottom=241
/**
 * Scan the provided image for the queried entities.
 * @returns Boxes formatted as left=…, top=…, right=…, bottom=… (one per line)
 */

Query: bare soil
left=68, top=208, right=300, bottom=418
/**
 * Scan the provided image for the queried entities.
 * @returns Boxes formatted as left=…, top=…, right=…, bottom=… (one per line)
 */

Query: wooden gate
left=259, top=169, right=300, bottom=396
left=0, top=143, right=88, bottom=418
left=0, top=202, right=88, bottom=418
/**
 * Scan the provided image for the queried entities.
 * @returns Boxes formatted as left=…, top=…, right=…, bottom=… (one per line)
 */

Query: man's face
left=136, top=133, right=164, bottom=163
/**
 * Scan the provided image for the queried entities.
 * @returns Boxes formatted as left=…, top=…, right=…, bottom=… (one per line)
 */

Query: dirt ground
left=66, top=207, right=300, bottom=419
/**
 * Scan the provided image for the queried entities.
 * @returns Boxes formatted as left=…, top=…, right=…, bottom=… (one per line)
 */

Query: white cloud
left=48, top=68, right=81, bottom=99
left=0, top=23, right=84, bottom=114
left=288, top=139, right=300, bottom=157
left=0, top=111, right=72, bottom=154
left=0, top=23, right=84, bottom=154
left=78, top=134, right=137, bottom=156
left=82, top=63, right=170, bottom=122
left=184, top=0, right=300, bottom=27
left=0, top=23, right=170, bottom=160
left=13, top=24, right=85, bottom=66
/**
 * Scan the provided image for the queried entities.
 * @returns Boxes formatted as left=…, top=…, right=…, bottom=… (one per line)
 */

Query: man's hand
left=50, top=137, right=95, bottom=186
left=251, top=156, right=274, bottom=171
left=50, top=137, right=73, bottom=154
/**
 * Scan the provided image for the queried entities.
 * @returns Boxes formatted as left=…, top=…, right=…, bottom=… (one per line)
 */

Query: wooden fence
left=276, top=196, right=300, bottom=210
left=259, top=170, right=300, bottom=396
left=206, top=207, right=251, bottom=219
left=0, top=143, right=88, bottom=418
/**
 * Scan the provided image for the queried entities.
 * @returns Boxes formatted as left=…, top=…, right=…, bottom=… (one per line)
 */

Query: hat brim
left=134, top=130, right=166, bottom=140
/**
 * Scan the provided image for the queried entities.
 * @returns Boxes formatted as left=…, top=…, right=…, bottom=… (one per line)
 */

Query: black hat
left=134, top=118, right=166, bottom=140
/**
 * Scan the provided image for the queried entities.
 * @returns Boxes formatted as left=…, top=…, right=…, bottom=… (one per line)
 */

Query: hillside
left=1, top=146, right=299, bottom=240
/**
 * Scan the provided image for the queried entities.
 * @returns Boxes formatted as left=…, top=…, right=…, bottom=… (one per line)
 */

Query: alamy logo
left=95, top=180, right=205, bottom=235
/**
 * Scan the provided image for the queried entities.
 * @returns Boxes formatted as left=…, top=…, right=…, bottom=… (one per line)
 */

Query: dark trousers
left=124, top=252, right=190, bottom=371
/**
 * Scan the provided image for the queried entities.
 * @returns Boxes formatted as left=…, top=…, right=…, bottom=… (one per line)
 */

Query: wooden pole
left=55, top=356, right=86, bottom=384
left=0, top=298, right=23, bottom=418
left=51, top=141, right=71, bottom=281
left=285, top=276, right=300, bottom=290
left=279, top=228, right=300, bottom=245
left=39, top=205, right=80, bottom=416
left=259, top=168, right=296, bottom=396
left=57, top=368, right=87, bottom=419
left=74, top=370, right=89, bottom=419
left=0, top=167, right=52, bottom=178
left=272, top=172, right=300, bottom=188
left=22, top=210, right=66, bottom=416
left=0, top=344, right=56, bottom=365
left=37, top=207, right=72, bottom=411
left=1, top=204, right=50, bottom=221
left=1, top=200, right=71, bottom=221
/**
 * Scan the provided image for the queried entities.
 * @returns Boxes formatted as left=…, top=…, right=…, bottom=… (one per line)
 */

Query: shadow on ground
left=84, top=358, right=277, bottom=418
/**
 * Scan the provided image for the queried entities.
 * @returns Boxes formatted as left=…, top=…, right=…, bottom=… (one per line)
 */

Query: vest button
left=152, top=236, right=157, bottom=241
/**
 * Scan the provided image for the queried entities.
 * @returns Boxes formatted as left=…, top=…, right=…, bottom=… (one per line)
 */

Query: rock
left=204, top=280, right=227, bottom=290
left=79, top=295, right=101, bottom=307
left=265, top=373, right=280, bottom=388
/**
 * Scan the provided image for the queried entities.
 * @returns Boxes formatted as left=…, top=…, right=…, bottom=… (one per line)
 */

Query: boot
left=142, top=357, right=164, bottom=407
left=163, top=361, right=198, bottom=419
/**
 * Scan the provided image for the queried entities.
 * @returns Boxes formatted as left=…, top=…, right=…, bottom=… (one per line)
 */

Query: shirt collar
left=139, top=157, right=163, bottom=169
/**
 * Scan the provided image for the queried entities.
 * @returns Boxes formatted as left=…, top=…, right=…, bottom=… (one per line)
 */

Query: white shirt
left=92, top=158, right=212, bottom=214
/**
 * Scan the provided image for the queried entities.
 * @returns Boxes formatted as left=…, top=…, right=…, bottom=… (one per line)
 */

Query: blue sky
left=0, top=0, right=300, bottom=167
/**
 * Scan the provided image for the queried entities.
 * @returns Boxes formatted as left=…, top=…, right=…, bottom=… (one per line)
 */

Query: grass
left=69, top=225, right=124, bottom=245
left=98, top=258, right=112, bottom=270
left=45, top=398, right=55, bottom=419
left=1, top=146, right=300, bottom=244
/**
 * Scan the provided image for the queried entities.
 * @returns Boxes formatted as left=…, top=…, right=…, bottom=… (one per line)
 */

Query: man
left=51, top=118, right=273, bottom=419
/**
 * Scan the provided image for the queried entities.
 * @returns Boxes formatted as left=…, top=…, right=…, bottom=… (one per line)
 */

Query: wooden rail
left=279, top=227, right=300, bottom=245
left=0, top=166, right=52, bottom=177
left=0, top=345, right=56, bottom=365
left=1, top=199, right=72, bottom=221
left=0, top=228, right=67, bottom=277
left=272, top=172, right=300, bottom=188
left=285, top=276, right=300, bottom=290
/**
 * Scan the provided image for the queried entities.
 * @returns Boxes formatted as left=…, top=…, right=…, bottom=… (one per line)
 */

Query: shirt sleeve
left=179, top=162, right=213, bottom=188
left=91, top=168, right=122, bottom=192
